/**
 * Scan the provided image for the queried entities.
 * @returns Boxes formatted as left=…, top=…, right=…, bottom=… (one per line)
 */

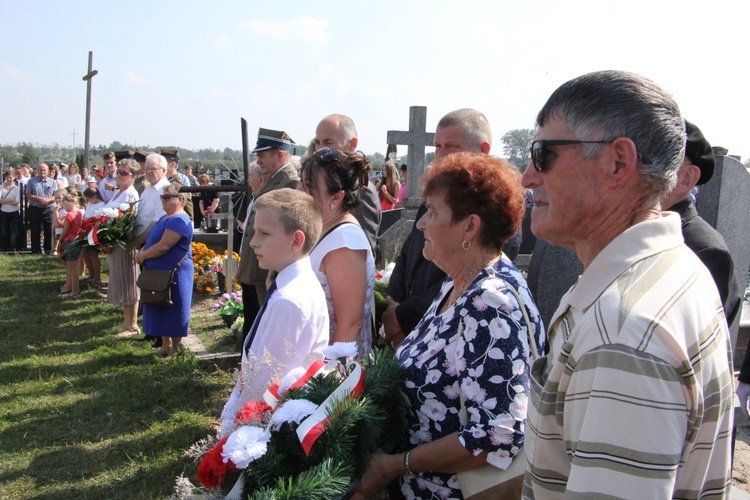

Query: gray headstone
left=387, top=106, right=435, bottom=210
left=696, top=154, right=750, bottom=348
left=379, top=106, right=436, bottom=267
left=526, top=239, right=584, bottom=330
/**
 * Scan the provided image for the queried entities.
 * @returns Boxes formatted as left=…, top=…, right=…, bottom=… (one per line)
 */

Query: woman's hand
left=135, top=250, right=146, bottom=265
left=354, top=453, right=402, bottom=497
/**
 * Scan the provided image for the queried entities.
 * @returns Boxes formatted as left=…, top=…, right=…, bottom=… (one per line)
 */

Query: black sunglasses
left=160, top=194, right=180, bottom=201
left=529, top=139, right=613, bottom=172
left=315, top=147, right=340, bottom=163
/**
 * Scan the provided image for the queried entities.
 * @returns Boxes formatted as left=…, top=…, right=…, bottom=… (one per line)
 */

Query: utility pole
left=81, top=51, right=98, bottom=171
left=70, top=128, right=77, bottom=162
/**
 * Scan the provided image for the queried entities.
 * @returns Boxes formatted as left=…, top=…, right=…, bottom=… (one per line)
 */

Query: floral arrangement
left=179, top=345, right=406, bottom=498
left=192, top=242, right=217, bottom=294
left=192, top=244, right=242, bottom=294
left=214, top=291, right=243, bottom=317
left=214, top=291, right=243, bottom=327
left=64, top=202, right=138, bottom=256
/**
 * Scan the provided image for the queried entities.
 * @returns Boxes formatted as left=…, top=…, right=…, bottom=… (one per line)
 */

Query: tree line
left=0, top=129, right=535, bottom=173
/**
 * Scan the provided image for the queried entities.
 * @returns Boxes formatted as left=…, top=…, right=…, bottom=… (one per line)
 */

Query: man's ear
left=680, top=162, right=701, bottom=190
left=609, top=137, right=639, bottom=186
left=291, top=230, right=306, bottom=253
left=348, top=137, right=358, bottom=152
left=479, top=142, right=491, bottom=155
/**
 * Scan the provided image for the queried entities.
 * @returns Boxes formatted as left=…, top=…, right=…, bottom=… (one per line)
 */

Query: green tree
left=501, top=129, right=535, bottom=171
left=18, top=142, right=39, bottom=164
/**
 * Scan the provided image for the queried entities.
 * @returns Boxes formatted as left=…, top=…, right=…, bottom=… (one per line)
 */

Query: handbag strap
left=457, top=281, right=538, bottom=425
left=139, top=242, right=190, bottom=273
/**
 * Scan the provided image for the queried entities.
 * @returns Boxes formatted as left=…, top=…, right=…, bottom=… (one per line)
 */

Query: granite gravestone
left=696, top=152, right=750, bottom=349
left=526, top=239, right=583, bottom=330
left=378, top=106, right=435, bottom=266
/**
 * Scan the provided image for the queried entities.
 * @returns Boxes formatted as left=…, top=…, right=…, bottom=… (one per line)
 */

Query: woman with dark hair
left=300, top=148, right=375, bottom=356
left=136, top=182, right=193, bottom=358
left=377, top=162, right=401, bottom=211
left=355, top=153, right=545, bottom=499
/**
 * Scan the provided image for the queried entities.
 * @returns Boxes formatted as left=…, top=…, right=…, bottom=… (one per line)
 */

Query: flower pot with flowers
left=214, top=291, right=243, bottom=327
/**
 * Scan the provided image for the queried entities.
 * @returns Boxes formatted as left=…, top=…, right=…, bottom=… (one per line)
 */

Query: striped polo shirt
left=524, top=213, right=733, bottom=499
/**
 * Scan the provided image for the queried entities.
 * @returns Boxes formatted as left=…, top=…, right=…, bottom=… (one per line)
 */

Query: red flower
left=97, top=215, right=108, bottom=223
left=235, top=400, right=272, bottom=426
left=196, top=436, right=237, bottom=488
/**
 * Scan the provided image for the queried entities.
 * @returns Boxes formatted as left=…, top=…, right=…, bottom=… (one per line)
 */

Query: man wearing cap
left=132, top=149, right=150, bottom=195
left=661, top=120, right=743, bottom=330
left=238, top=128, right=300, bottom=337
left=25, top=163, right=57, bottom=254
left=663, top=121, right=744, bottom=414
left=99, top=152, right=118, bottom=203
left=314, top=114, right=381, bottom=255
left=162, top=148, right=194, bottom=220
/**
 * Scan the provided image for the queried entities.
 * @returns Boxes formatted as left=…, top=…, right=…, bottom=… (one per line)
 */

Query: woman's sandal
left=114, top=326, right=141, bottom=338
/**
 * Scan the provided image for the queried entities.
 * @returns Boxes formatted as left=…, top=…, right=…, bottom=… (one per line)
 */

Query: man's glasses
left=529, top=139, right=613, bottom=172
left=160, top=194, right=179, bottom=201
left=117, top=170, right=132, bottom=176
left=144, top=167, right=160, bottom=172
left=315, top=147, right=340, bottom=163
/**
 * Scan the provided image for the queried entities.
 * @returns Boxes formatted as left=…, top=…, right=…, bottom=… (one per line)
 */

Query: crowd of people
left=224, top=71, right=741, bottom=500
left=2, top=68, right=744, bottom=498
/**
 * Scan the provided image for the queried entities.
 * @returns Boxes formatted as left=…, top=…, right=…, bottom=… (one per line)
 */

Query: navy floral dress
left=395, top=257, right=545, bottom=499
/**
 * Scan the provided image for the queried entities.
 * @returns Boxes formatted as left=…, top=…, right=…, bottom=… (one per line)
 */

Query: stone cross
left=81, top=51, right=98, bottom=171
left=386, top=106, right=435, bottom=209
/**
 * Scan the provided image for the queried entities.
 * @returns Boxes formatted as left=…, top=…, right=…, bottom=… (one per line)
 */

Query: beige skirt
left=106, top=246, right=140, bottom=306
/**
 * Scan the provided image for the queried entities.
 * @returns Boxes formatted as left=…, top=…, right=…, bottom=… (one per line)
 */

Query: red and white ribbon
left=263, top=360, right=327, bottom=407
left=296, top=362, right=366, bottom=456
left=87, top=224, right=100, bottom=246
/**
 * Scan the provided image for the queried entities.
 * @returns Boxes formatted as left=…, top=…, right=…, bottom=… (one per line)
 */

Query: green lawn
left=0, top=254, right=234, bottom=499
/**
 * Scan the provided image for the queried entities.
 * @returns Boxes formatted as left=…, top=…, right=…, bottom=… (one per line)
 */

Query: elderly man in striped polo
left=520, top=71, right=733, bottom=498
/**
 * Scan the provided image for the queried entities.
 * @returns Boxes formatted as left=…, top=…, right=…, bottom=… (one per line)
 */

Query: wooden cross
left=386, top=106, right=435, bottom=207
left=81, top=51, right=98, bottom=171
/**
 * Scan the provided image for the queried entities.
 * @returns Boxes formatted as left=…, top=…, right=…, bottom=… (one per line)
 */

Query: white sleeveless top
left=309, top=223, right=375, bottom=356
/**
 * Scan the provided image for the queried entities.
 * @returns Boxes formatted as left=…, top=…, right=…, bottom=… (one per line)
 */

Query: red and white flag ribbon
left=263, top=360, right=327, bottom=407
left=296, top=362, right=366, bottom=456
left=87, top=224, right=100, bottom=246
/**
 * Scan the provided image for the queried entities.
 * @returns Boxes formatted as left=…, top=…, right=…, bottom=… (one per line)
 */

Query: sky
left=1, top=0, right=749, bottom=161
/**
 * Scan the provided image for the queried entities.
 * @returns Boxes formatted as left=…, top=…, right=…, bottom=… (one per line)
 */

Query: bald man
left=314, top=114, right=381, bottom=255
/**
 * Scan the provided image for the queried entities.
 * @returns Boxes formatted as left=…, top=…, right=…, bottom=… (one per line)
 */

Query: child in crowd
left=56, top=194, right=83, bottom=297
left=81, top=187, right=105, bottom=285
left=219, top=188, right=329, bottom=435
left=51, top=189, right=66, bottom=255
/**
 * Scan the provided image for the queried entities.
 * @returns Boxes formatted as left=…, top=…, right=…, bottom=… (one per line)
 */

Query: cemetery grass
left=0, top=254, right=234, bottom=499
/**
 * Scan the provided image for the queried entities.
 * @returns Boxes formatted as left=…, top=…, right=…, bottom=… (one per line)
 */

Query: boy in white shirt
left=220, top=188, right=329, bottom=435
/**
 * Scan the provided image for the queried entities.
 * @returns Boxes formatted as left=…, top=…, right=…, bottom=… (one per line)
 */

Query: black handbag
left=137, top=249, right=189, bottom=307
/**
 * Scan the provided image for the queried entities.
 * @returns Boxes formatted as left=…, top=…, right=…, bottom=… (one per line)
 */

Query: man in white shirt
left=132, top=154, right=170, bottom=248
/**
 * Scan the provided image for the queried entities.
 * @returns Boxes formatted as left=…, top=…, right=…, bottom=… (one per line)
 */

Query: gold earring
left=462, top=239, right=471, bottom=251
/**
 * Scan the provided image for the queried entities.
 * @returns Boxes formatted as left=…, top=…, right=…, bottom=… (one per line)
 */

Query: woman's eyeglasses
left=529, top=139, right=613, bottom=172
left=117, top=170, right=132, bottom=176
left=160, top=194, right=179, bottom=201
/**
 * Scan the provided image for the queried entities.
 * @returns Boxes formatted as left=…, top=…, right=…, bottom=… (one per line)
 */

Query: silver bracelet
left=403, top=450, right=416, bottom=478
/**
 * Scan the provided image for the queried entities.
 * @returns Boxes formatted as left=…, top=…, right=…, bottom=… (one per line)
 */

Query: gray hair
left=436, top=108, right=492, bottom=152
left=163, top=181, right=187, bottom=207
left=537, top=70, right=684, bottom=196
left=145, top=154, right=168, bottom=171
